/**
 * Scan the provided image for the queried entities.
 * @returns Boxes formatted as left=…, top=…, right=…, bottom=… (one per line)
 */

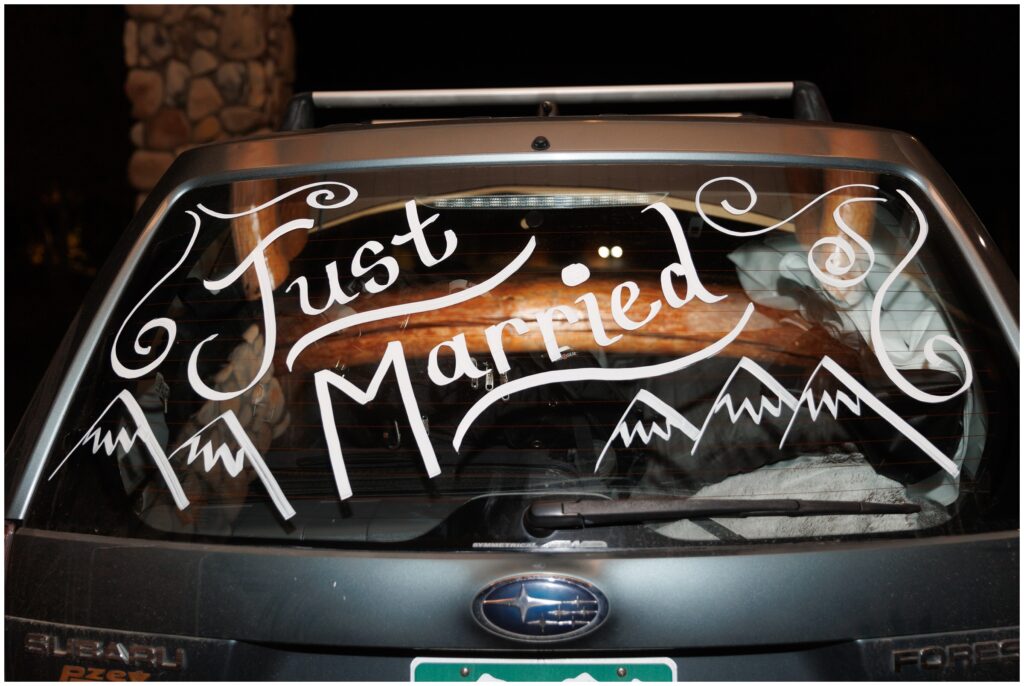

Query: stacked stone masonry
left=124, top=5, right=294, bottom=207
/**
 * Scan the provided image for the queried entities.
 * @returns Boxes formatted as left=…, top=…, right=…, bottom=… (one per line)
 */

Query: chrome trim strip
left=311, top=82, right=795, bottom=108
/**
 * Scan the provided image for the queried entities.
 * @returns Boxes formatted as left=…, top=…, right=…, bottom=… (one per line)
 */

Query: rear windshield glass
left=30, top=163, right=1018, bottom=549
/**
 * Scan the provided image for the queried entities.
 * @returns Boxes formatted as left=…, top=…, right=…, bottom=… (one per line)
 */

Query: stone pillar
left=123, top=5, right=295, bottom=208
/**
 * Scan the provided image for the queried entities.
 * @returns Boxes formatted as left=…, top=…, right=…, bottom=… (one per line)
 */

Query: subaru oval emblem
left=473, top=574, right=609, bottom=642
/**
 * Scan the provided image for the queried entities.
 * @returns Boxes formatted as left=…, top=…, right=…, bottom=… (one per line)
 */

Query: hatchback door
left=6, top=118, right=1018, bottom=681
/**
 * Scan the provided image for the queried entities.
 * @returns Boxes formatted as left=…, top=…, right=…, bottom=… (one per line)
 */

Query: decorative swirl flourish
left=806, top=196, right=884, bottom=289
left=187, top=218, right=314, bottom=401
left=694, top=176, right=879, bottom=237
left=870, top=190, right=972, bottom=404
left=196, top=181, right=358, bottom=219
left=110, top=211, right=202, bottom=379
left=696, top=176, right=972, bottom=404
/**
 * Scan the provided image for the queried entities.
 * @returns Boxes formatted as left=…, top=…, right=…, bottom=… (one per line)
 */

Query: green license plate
left=410, top=657, right=676, bottom=682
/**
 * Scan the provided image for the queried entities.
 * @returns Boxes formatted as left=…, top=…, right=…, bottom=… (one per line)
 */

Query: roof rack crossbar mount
left=311, top=82, right=795, bottom=109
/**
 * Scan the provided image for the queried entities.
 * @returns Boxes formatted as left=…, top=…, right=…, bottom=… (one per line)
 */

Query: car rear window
left=29, top=162, right=1018, bottom=549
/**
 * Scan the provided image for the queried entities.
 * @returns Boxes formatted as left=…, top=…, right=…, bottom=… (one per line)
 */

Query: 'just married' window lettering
left=45, top=166, right=995, bottom=544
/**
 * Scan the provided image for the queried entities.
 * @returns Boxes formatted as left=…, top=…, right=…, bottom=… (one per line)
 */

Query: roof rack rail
left=280, top=81, right=831, bottom=131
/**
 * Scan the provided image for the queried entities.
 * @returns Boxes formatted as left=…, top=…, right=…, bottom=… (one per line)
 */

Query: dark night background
left=4, top=5, right=1019, bottom=442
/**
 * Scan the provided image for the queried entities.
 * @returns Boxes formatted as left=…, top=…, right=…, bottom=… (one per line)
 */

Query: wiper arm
left=526, top=497, right=921, bottom=531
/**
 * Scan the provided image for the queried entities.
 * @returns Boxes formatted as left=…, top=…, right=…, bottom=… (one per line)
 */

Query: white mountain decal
left=59, top=354, right=960, bottom=516
left=690, top=357, right=799, bottom=456
left=50, top=389, right=296, bottom=519
left=599, top=356, right=959, bottom=478
left=780, top=356, right=959, bottom=477
left=594, top=389, right=700, bottom=472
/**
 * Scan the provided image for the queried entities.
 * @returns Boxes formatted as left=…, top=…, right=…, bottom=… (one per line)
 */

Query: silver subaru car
left=6, top=82, right=1018, bottom=681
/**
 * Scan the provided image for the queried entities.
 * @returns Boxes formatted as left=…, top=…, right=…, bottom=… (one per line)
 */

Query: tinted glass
left=30, top=163, right=1018, bottom=549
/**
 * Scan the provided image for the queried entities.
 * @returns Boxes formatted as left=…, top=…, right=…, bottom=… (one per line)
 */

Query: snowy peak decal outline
left=594, top=390, right=701, bottom=472
left=599, top=356, right=960, bottom=478
left=690, top=357, right=799, bottom=456
left=781, top=356, right=959, bottom=476
left=50, top=389, right=296, bottom=519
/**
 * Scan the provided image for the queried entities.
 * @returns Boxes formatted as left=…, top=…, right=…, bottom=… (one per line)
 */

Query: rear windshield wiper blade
left=526, top=497, right=921, bottom=531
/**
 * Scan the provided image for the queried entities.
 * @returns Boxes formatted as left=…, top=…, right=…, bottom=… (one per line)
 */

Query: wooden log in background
left=276, top=279, right=858, bottom=374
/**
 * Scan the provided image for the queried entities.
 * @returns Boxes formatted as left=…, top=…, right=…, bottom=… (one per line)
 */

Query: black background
left=4, top=4, right=1019, bottom=440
